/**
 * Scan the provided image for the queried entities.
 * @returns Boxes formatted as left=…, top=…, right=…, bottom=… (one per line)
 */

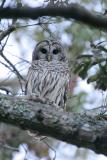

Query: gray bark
left=0, top=94, right=107, bottom=155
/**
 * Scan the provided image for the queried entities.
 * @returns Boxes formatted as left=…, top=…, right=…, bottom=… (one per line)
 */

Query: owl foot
left=26, top=94, right=64, bottom=111
left=45, top=98, right=64, bottom=111
left=52, top=104, right=64, bottom=111
left=28, top=94, right=46, bottom=104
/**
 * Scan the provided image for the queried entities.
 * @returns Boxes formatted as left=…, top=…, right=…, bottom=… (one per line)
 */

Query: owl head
left=32, top=40, right=67, bottom=62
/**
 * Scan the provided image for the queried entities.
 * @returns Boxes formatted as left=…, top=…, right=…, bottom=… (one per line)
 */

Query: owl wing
left=25, top=64, right=39, bottom=96
left=25, top=66, right=32, bottom=95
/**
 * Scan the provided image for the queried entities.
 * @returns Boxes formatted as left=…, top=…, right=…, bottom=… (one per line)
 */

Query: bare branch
left=0, top=75, right=26, bottom=95
left=0, top=59, right=12, bottom=71
left=0, top=86, right=12, bottom=94
left=0, top=32, right=25, bottom=93
left=0, top=0, right=6, bottom=8
left=0, top=94, right=107, bottom=155
left=0, top=51, right=25, bottom=81
left=0, top=141, right=18, bottom=152
left=0, top=4, right=106, bottom=30
left=0, top=26, right=16, bottom=41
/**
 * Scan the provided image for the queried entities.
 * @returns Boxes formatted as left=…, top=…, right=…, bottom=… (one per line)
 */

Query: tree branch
left=0, top=142, right=19, bottom=152
left=0, top=51, right=25, bottom=81
left=0, top=0, right=6, bottom=8
left=0, top=4, right=106, bottom=30
left=0, top=94, right=107, bottom=155
left=0, top=26, right=16, bottom=41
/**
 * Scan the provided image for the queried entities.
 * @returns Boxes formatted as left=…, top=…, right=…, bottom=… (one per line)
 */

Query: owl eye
left=40, top=48, right=47, bottom=54
left=53, top=49, right=59, bottom=54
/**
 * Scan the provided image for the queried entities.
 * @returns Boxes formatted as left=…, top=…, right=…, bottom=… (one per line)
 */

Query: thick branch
left=0, top=94, right=107, bottom=155
left=0, top=4, right=107, bottom=30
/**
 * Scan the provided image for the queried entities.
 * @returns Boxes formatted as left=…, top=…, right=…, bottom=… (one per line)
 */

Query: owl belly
left=33, top=69, right=69, bottom=106
left=26, top=60, right=69, bottom=107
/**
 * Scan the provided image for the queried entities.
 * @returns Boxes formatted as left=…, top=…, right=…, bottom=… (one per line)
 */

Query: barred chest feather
left=26, top=60, right=69, bottom=107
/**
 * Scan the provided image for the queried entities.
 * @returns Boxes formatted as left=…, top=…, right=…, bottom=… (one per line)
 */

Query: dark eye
left=40, top=48, right=47, bottom=54
left=53, top=49, right=59, bottom=54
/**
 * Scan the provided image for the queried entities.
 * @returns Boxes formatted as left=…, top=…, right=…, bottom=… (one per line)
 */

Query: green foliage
left=88, top=61, right=107, bottom=90
left=73, top=55, right=92, bottom=79
left=67, top=92, right=87, bottom=112
left=73, top=43, right=107, bottom=91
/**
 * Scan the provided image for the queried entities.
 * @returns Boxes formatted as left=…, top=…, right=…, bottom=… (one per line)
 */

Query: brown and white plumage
left=25, top=40, right=69, bottom=109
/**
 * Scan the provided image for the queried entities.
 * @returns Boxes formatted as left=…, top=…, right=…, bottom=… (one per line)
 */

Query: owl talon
left=52, top=103, right=64, bottom=111
left=45, top=98, right=64, bottom=111
left=28, top=94, right=46, bottom=103
left=45, top=98, right=54, bottom=105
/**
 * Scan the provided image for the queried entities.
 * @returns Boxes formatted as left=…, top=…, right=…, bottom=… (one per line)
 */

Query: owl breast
left=26, top=60, right=69, bottom=107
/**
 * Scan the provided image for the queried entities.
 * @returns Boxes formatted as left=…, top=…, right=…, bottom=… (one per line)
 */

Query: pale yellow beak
left=47, top=54, right=51, bottom=62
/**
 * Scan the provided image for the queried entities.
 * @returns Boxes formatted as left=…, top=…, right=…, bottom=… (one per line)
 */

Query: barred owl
left=25, top=40, right=69, bottom=110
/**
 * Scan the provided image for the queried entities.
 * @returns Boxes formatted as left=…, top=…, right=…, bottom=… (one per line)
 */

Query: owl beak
left=47, top=54, right=51, bottom=62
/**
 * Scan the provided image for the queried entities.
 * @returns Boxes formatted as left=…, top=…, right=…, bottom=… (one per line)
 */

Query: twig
left=0, top=0, right=6, bottom=8
left=43, top=139, right=56, bottom=160
left=0, top=27, right=27, bottom=91
left=0, top=60, right=13, bottom=71
left=27, top=130, right=56, bottom=160
left=22, top=144, right=28, bottom=160
left=16, top=21, right=54, bottom=29
left=0, top=142, right=19, bottom=152
left=0, top=34, right=25, bottom=93
left=0, top=86, right=12, bottom=94
left=1, top=52, right=24, bottom=80
left=0, top=51, right=25, bottom=81
left=7, top=52, right=30, bottom=64
left=0, top=25, right=16, bottom=41
left=0, top=15, right=55, bottom=42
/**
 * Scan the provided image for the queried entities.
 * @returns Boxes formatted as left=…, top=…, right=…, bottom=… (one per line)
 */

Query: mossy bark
left=0, top=94, right=107, bottom=155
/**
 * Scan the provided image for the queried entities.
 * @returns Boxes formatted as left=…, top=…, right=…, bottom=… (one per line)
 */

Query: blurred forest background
left=0, top=0, right=107, bottom=159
